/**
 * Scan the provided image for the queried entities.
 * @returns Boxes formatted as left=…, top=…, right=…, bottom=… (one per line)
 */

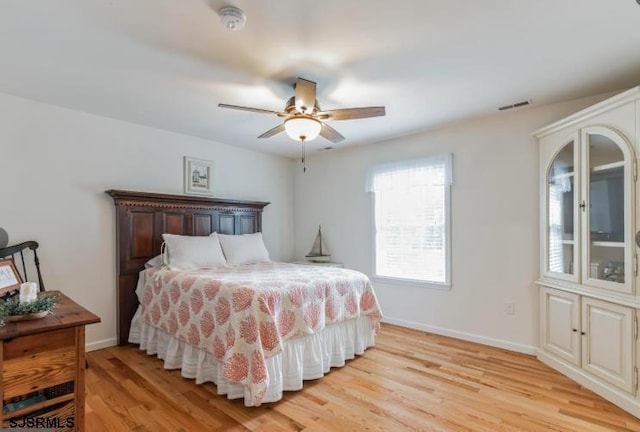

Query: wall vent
left=498, top=99, right=532, bottom=111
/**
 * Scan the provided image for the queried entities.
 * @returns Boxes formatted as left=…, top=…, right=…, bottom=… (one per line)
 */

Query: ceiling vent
left=498, top=99, right=532, bottom=111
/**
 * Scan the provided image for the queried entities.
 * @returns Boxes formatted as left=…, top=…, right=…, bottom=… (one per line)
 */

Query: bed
left=107, top=190, right=382, bottom=406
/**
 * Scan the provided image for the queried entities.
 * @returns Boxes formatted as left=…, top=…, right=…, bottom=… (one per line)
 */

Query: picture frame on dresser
left=0, top=258, right=22, bottom=295
left=184, top=156, right=214, bottom=196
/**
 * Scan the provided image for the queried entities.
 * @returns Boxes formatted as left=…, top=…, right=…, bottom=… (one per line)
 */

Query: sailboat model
left=306, top=225, right=331, bottom=262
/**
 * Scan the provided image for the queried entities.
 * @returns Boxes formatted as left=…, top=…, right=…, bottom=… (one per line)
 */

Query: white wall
left=294, top=93, right=616, bottom=353
left=0, top=92, right=295, bottom=350
left=0, top=87, right=620, bottom=354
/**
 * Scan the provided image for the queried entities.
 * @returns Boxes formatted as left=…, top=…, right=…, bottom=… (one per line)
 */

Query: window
left=366, top=154, right=452, bottom=287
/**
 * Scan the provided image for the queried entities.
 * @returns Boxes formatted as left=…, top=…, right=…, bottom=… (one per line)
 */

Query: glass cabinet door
left=582, top=127, right=633, bottom=294
left=547, top=140, right=577, bottom=279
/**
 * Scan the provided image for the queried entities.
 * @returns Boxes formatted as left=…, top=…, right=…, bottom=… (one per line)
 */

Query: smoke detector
left=219, top=6, right=247, bottom=31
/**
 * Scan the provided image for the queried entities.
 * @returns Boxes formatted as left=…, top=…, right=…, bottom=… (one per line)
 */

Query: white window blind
left=366, top=154, right=452, bottom=286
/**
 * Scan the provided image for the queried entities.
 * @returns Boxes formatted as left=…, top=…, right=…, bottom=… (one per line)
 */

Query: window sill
left=371, top=276, right=451, bottom=291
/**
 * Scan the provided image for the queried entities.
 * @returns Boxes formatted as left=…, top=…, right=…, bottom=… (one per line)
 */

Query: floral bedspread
left=141, top=262, right=382, bottom=405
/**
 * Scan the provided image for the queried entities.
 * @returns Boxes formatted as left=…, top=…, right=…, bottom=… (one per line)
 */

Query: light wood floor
left=85, top=324, right=640, bottom=431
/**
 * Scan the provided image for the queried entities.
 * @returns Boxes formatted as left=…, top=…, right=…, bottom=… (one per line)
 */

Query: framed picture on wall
left=184, top=156, right=214, bottom=196
left=0, top=258, right=23, bottom=296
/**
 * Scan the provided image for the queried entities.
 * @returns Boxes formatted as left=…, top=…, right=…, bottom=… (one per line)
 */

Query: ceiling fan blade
left=258, top=123, right=286, bottom=139
left=320, top=123, right=345, bottom=143
left=294, top=78, right=316, bottom=114
left=218, top=103, right=282, bottom=115
left=317, top=106, right=386, bottom=121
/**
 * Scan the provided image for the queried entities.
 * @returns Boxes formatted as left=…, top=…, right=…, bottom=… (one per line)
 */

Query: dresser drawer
left=2, top=329, right=76, bottom=399
left=3, top=328, right=75, bottom=361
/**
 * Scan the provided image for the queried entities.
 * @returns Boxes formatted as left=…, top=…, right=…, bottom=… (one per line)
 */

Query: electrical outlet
left=504, top=302, right=515, bottom=315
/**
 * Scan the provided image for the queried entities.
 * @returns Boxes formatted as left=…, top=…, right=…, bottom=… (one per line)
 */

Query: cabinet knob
left=572, top=328, right=578, bottom=333
left=581, top=331, right=586, bottom=336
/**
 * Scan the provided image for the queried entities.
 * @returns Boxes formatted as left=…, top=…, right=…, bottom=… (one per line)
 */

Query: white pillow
left=217, top=232, right=271, bottom=266
left=162, top=233, right=227, bottom=270
left=145, top=254, right=164, bottom=269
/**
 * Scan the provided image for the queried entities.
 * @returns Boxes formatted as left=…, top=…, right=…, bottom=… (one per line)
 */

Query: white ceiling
left=1, top=0, right=640, bottom=157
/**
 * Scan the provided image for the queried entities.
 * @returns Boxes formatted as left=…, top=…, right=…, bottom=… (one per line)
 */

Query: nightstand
left=0, top=291, right=100, bottom=431
left=292, top=261, right=344, bottom=268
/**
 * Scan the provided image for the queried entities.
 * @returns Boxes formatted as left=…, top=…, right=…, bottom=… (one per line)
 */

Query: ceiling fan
left=218, top=77, right=386, bottom=145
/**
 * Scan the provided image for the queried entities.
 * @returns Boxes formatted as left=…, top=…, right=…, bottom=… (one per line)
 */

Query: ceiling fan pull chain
left=302, top=139, right=307, bottom=173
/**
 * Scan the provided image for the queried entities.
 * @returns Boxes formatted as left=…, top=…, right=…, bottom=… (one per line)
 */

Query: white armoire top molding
left=533, top=86, right=640, bottom=139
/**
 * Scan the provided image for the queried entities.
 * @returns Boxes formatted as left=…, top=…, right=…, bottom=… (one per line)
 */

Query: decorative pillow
left=161, top=233, right=227, bottom=270
left=217, top=232, right=271, bottom=266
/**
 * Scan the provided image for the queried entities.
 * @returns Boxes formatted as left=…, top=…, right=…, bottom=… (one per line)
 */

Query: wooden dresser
left=0, top=291, right=100, bottom=431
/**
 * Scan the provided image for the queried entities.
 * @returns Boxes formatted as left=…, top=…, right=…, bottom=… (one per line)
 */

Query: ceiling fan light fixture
left=284, top=116, right=321, bottom=142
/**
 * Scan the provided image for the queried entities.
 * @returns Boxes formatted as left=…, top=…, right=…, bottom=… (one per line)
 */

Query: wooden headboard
left=106, top=189, right=269, bottom=345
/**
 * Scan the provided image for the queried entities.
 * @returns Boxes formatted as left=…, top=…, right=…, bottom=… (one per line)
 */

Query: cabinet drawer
left=3, top=345, right=76, bottom=400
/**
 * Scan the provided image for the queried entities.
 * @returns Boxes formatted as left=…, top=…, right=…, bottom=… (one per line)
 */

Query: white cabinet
left=581, top=297, right=634, bottom=393
left=540, top=288, right=580, bottom=366
left=536, top=87, right=640, bottom=417
left=540, top=288, right=636, bottom=397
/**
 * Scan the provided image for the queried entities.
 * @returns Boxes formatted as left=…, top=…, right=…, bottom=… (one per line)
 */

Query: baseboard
left=537, top=350, right=640, bottom=418
left=381, top=316, right=537, bottom=355
left=86, top=337, right=117, bottom=352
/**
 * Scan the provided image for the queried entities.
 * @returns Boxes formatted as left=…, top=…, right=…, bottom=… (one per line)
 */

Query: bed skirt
left=129, top=313, right=376, bottom=406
